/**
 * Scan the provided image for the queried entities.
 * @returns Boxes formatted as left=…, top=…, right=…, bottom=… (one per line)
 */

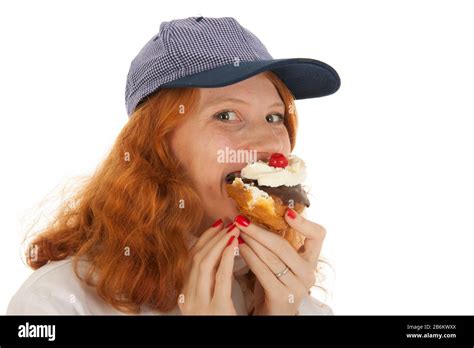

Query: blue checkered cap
left=125, top=17, right=274, bottom=116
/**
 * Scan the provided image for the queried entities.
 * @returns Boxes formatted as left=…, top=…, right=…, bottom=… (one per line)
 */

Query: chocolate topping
left=225, top=172, right=310, bottom=207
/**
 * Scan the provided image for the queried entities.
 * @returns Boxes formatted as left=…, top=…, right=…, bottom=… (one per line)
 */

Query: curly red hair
left=25, top=71, right=304, bottom=314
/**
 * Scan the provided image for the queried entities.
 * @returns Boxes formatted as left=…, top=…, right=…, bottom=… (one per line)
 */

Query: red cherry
left=268, top=153, right=288, bottom=168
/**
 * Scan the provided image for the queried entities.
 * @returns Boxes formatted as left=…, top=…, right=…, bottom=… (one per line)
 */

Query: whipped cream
left=240, top=155, right=307, bottom=187
left=233, top=177, right=275, bottom=209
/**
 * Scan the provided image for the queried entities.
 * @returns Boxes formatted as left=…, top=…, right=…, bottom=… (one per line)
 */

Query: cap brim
left=161, top=58, right=341, bottom=99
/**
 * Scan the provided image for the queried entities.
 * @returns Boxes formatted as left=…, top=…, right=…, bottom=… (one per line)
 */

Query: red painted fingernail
left=226, top=224, right=236, bottom=233
left=212, top=218, right=223, bottom=227
left=225, top=222, right=233, bottom=228
left=234, top=215, right=250, bottom=227
left=238, top=236, right=245, bottom=244
left=287, top=208, right=297, bottom=219
left=226, top=235, right=236, bottom=246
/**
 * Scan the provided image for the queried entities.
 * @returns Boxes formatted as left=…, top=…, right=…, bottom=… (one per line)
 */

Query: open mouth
left=225, top=170, right=242, bottom=184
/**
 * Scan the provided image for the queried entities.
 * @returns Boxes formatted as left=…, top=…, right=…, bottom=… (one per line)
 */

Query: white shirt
left=7, top=255, right=333, bottom=315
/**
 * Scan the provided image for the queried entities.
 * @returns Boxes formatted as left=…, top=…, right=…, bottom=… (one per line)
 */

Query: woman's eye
left=214, top=110, right=239, bottom=122
left=266, top=113, right=285, bottom=123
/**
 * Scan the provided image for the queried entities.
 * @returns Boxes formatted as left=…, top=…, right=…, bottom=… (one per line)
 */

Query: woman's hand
left=178, top=220, right=241, bottom=315
left=235, top=209, right=326, bottom=315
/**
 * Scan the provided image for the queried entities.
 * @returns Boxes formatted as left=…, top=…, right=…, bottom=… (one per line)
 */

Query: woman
left=7, top=16, right=340, bottom=315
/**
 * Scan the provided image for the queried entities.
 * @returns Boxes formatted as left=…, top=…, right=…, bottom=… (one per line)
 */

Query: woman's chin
left=221, top=201, right=240, bottom=222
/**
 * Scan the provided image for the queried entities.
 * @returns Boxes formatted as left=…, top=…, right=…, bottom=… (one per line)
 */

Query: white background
left=1, top=0, right=473, bottom=315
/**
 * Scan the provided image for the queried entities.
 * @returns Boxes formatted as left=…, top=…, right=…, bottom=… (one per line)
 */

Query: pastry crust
left=226, top=178, right=305, bottom=236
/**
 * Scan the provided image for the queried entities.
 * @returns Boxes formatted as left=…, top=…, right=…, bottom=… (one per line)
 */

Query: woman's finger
left=190, top=218, right=226, bottom=255
left=213, top=234, right=239, bottom=302
left=239, top=243, right=285, bottom=295
left=196, top=223, right=239, bottom=266
left=240, top=232, right=306, bottom=295
left=187, top=222, right=233, bottom=300
left=195, top=225, right=240, bottom=302
left=284, top=209, right=326, bottom=264
left=234, top=215, right=309, bottom=277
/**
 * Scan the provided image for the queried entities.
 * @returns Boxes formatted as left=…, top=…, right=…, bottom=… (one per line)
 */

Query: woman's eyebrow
left=202, top=97, right=284, bottom=110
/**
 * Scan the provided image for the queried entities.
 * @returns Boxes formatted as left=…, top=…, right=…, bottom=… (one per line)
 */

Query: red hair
left=25, top=71, right=304, bottom=314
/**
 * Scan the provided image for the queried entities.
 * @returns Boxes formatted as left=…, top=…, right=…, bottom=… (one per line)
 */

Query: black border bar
left=0, top=315, right=473, bottom=346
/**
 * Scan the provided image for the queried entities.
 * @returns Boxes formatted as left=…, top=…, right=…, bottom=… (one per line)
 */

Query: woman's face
left=171, top=73, right=291, bottom=232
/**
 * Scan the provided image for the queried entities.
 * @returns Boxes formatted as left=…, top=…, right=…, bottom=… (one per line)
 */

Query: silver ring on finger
left=274, top=266, right=289, bottom=278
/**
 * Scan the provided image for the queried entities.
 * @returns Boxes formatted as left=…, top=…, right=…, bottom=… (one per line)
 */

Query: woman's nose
left=240, top=125, right=288, bottom=157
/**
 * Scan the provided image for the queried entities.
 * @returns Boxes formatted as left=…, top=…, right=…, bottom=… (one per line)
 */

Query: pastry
left=225, top=153, right=310, bottom=236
